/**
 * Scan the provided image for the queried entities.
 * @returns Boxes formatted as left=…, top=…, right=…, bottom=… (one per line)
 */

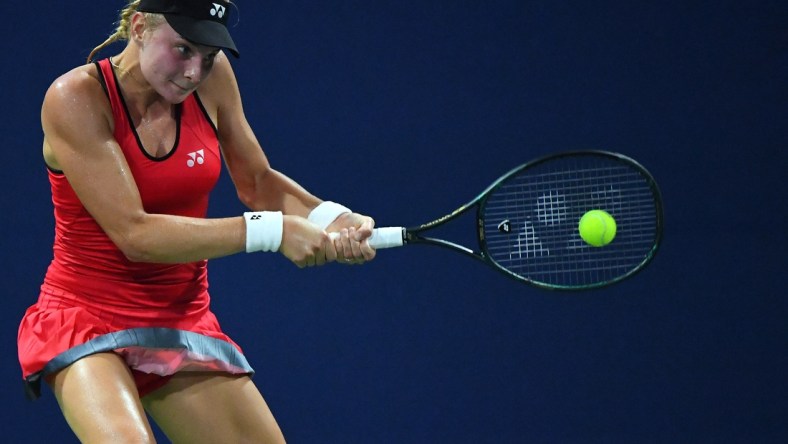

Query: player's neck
left=109, top=53, right=166, bottom=114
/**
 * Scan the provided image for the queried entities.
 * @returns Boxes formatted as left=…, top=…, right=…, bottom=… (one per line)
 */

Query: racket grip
left=328, top=227, right=405, bottom=249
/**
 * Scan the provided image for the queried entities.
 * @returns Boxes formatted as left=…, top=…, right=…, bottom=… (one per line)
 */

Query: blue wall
left=2, top=1, right=785, bottom=442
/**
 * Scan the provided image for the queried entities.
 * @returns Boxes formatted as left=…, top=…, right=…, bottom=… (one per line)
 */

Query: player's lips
left=171, top=81, right=194, bottom=92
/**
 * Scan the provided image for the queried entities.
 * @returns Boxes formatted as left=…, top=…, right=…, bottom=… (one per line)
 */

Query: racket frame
left=398, top=150, right=664, bottom=290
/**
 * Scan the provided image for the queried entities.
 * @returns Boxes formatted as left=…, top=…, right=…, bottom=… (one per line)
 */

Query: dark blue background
left=2, top=1, right=786, bottom=442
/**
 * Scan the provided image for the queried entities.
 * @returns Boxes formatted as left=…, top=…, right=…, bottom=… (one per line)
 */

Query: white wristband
left=307, top=201, right=351, bottom=230
left=243, top=211, right=283, bottom=253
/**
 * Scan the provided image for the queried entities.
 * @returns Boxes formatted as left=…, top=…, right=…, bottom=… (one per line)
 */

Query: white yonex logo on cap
left=187, top=149, right=205, bottom=167
left=210, top=3, right=226, bottom=18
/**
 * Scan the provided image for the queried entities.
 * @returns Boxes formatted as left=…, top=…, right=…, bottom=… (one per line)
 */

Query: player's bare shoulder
left=42, top=63, right=111, bottom=127
left=41, top=63, right=115, bottom=171
left=196, top=52, right=242, bottom=115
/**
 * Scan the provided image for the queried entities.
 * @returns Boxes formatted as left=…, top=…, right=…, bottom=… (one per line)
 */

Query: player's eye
left=176, top=45, right=192, bottom=57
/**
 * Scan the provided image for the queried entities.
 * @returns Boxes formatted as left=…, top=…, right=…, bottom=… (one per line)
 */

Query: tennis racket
left=346, top=150, right=663, bottom=290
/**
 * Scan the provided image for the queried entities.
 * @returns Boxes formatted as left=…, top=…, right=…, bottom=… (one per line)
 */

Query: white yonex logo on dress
left=210, top=3, right=226, bottom=18
left=187, top=149, right=205, bottom=167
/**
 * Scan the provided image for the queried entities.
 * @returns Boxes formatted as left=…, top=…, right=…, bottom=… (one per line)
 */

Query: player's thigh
left=142, top=372, right=285, bottom=444
left=49, top=352, right=156, bottom=443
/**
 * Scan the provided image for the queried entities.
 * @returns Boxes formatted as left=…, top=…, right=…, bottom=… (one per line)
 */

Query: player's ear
left=129, top=12, right=147, bottom=42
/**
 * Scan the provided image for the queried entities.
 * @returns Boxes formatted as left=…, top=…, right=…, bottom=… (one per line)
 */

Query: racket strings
left=482, top=157, right=660, bottom=288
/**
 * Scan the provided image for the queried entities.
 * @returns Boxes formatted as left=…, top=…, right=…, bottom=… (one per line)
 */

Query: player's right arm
left=40, top=66, right=251, bottom=264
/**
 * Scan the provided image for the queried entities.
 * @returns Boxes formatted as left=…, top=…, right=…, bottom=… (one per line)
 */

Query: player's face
left=139, top=22, right=220, bottom=103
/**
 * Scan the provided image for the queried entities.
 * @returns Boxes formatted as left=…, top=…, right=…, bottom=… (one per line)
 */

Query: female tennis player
left=17, top=0, right=375, bottom=442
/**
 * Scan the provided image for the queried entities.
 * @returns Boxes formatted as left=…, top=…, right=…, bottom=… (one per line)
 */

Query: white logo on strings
left=510, top=220, right=549, bottom=259
left=187, top=149, right=205, bottom=167
left=210, top=3, right=226, bottom=18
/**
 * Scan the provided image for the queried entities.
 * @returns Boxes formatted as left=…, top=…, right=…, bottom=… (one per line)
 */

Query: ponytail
left=86, top=1, right=140, bottom=63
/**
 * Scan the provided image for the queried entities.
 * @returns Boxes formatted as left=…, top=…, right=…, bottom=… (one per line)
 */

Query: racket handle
left=328, top=227, right=405, bottom=249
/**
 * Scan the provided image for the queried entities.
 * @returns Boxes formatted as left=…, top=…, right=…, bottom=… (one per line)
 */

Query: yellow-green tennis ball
left=578, top=210, right=617, bottom=247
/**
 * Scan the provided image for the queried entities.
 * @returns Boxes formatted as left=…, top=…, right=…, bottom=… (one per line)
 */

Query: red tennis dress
left=17, top=59, right=253, bottom=399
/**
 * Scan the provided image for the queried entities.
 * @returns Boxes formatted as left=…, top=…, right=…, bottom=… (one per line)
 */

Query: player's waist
left=37, top=278, right=210, bottom=326
left=43, top=259, right=208, bottom=307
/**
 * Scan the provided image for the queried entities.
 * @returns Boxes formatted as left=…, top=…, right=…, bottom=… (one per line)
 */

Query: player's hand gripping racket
left=343, top=151, right=663, bottom=290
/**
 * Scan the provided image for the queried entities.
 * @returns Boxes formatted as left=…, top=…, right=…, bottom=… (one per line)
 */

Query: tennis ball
left=578, top=210, right=617, bottom=247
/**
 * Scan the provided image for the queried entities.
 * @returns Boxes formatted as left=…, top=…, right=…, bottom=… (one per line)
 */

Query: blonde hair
left=87, top=0, right=164, bottom=63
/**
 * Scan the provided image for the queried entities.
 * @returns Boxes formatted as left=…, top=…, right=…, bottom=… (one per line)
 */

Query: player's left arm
left=199, top=54, right=375, bottom=261
left=197, top=54, right=318, bottom=216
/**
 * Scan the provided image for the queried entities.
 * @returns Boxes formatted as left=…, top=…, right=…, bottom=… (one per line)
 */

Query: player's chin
left=164, top=82, right=195, bottom=103
left=161, top=91, right=190, bottom=104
